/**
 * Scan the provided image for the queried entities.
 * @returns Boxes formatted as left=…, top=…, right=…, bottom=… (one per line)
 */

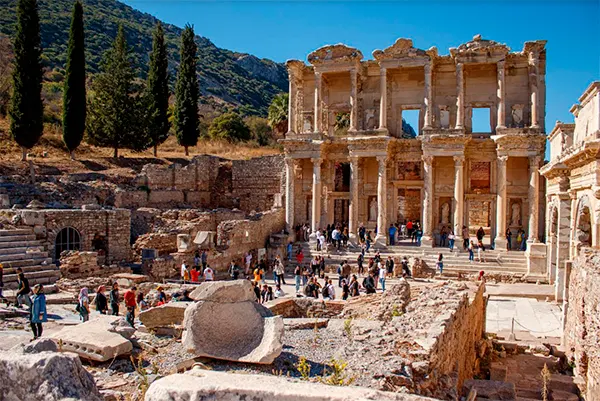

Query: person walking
left=448, top=230, right=455, bottom=251
left=95, top=286, right=108, bottom=314
left=385, top=256, right=394, bottom=276
left=294, top=264, right=302, bottom=293
left=203, top=265, right=214, bottom=281
left=462, top=225, right=470, bottom=251
left=388, top=224, right=397, bottom=246
left=357, top=253, right=364, bottom=276
left=436, top=253, right=444, bottom=275
left=477, top=242, right=485, bottom=263
left=124, top=286, right=137, bottom=327
left=30, top=284, right=47, bottom=340
left=363, top=272, right=376, bottom=294
left=401, top=256, right=411, bottom=278
left=505, top=228, right=512, bottom=251
left=78, top=287, right=90, bottom=322
left=476, top=227, right=485, bottom=249
left=287, top=242, right=293, bottom=262
left=378, top=263, right=387, bottom=292
left=15, top=268, right=31, bottom=309
left=349, top=275, right=360, bottom=297
left=274, top=260, right=286, bottom=285
left=468, top=241, right=475, bottom=263
left=520, top=230, right=527, bottom=251
left=109, top=282, right=119, bottom=316
left=180, top=262, right=189, bottom=283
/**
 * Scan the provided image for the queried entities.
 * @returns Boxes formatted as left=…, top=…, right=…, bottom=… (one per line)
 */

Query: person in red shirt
left=190, top=266, right=200, bottom=283
left=123, top=286, right=137, bottom=327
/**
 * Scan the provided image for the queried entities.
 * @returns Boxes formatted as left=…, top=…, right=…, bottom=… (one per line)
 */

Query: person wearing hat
left=30, top=284, right=47, bottom=339
left=156, top=286, right=167, bottom=304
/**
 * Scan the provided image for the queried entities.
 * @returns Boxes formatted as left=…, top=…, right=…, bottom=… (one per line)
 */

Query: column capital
left=349, top=155, right=360, bottom=165
left=422, top=155, right=434, bottom=165
left=529, top=155, right=541, bottom=168
left=310, top=157, right=322, bottom=165
left=380, top=66, right=387, bottom=75
left=568, top=189, right=578, bottom=200
left=498, top=154, right=509, bottom=163
left=456, top=61, right=464, bottom=70
left=497, top=60, right=505, bottom=69
left=284, top=157, right=296, bottom=167
left=376, top=155, right=387, bottom=165
left=453, top=155, right=465, bottom=166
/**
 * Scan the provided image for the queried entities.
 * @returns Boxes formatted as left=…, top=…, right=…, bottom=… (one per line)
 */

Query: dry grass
left=0, top=116, right=282, bottom=176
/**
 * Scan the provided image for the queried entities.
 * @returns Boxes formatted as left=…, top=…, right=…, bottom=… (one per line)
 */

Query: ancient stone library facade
left=281, top=36, right=547, bottom=250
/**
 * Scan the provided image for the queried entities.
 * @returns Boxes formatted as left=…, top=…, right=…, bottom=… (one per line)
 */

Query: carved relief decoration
left=372, top=38, right=430, bottom=60
left=308, top=44, right=363, bottom=65
left=450, top=34, right=510, bottom=57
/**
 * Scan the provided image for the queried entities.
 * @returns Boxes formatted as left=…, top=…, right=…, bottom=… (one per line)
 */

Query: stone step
left=3, top=268, right=61, bottom=284
left=0, top=234, right=37, bottom=243
left=3, top=274, right=61, bottom=290
left=3, top=263, right=57, bottom=275
left=0, top=246, right=45, bottom=256
left=550, top=390, right=579, bottom=401
left=0, top=251, right=48, bottom=263
left=549, top=374, right=579, bottom=394
left=0, top=229, right=34, bottom=236
left=515, top=388, right=542, bottom=399
left=0, top=240, right=45, bottom=249
left=0, top=257, right=54, bottom=268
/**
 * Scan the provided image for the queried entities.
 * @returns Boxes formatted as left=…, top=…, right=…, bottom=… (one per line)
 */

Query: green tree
left=62, top=0, right=86, bottom=160
left=86, top=25, right=148, bottom=157
left=208, top=112, right=251, bottom=142
left=174, top=24, right=199, bottom=156
left=267, top=92, right=288, bottom=135
left=145, top=22, right=170, bottom=157
left=9, top=0, right=43, bottom=161
left=245, top=115, right=273, bottom=146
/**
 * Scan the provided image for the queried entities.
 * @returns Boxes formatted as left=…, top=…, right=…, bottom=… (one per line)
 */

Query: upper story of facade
left=542, top=81, right=600, bottom=194
left=285, top=35, right=547, bottom=140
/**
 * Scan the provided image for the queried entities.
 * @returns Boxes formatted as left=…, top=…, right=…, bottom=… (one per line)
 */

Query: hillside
left=0, top=0, right=288, bottom=115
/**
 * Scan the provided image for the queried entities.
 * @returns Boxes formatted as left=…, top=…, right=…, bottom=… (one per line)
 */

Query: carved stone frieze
left=450, top=34, right=510, bottom=58
left=308, top=44, right=363, bottom=65
left=372, top=38, right=430, bottom=60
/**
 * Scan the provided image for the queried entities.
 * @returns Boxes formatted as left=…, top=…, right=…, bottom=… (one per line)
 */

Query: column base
left=420, top=236, right=434, bottom=248
left=308, top=232, right=318, bottom=246
left=374, top=235, right=387, bottom=248
left=348, top=233, right=358, bottom=247
left=494, top=238, right=508, bottom=252
left=525, top=242, right=548, bottom=277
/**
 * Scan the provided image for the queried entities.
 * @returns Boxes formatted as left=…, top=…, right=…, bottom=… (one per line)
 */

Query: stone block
left=145, top=369, right=433, bottom=401
left=49, top=315, right=133, bottom=362
left=139, top=302, right=191, bottom=329
left=0, top=194, right=9, bottom=208
left=462, top=379, right=516, bottom=400
left=19, top=210, right=44, bottom=226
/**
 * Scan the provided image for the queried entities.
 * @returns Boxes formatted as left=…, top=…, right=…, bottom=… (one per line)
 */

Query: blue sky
left=123, top=0, right=599, bottom=141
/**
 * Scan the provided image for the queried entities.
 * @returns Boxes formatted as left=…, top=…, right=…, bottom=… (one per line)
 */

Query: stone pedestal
left=525, top=242, right=547, bottom=278
left=494, top=238, right=508, bottom=252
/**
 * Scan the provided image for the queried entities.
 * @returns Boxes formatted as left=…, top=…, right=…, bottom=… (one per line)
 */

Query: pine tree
left=9, top=0, right=43, bottom=161
left=174, top=24, right=199, bottom=156
left=86, top=25, right=148, bottom=158
left=145, top=22, right=170, bottom=157
left=62, top=0, right=86, bottom=160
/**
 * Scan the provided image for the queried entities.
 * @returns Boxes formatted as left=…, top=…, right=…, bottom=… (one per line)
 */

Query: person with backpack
left=109, top=282, right=119, bottom=316
left=349, top=275, right=360, bottom=297
left=95, top=286, right=108, bottom=314
left=77, top=287, right=90, bottom=322
left=15, top=268, right=31, bottom=309
left=362, top=272, right=376, bottom=294
left=401, top=256, right=411, bottom=278
left=30, top=284, right=47, bottom=339
left=323, top=279, right=335, bottom=300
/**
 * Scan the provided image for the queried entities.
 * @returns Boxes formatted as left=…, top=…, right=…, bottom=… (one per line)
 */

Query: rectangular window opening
left=401, top=109, right=420, bottom=137
left=471, top=108, right=491, bottom=133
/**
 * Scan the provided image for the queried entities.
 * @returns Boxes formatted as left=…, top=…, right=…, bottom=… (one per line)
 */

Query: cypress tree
left=174, top=24, right=200, bottom=156
left=86, top=25, right=148, bottom=158
left=62, top=0, right=86, bottom=160
left=145, top=22, right=170, bottom=157
left=9, top=0, right=43, bottom=161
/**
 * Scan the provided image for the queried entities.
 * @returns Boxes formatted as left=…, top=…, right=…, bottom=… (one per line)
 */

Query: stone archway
left=575, top=197, right=592, bottom=256
left=54, top=226, right=82, bottom=261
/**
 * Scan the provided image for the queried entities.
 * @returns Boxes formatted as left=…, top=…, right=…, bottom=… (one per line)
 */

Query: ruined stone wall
left=59, top=251, right=130, bottom=279
left=3, top=208, right=131, bottom=263
left=231, top=155, right=284, bottom=213
left=564, top=248, right=600, bottom=399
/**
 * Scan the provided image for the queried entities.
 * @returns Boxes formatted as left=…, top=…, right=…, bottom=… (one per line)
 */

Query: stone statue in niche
left=303, top=115, right=313, bottom=132
left=365, top=109, right=376, bottom=130
left=439, top=106, right=450, bottom=129
left=369, top=197, right=378, bottom=221
left=441, top=202, right=450, bottom=224
left=511, top=104, right=524, bottom=128
left=511, top=202, right=521, bottom=227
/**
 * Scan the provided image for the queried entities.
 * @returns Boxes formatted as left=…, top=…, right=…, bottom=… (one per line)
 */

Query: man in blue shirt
left=388, top=224, right=397, bottom=246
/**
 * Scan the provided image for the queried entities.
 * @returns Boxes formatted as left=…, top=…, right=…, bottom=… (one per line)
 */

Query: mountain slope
left=0, top=0, right=288, bottom=115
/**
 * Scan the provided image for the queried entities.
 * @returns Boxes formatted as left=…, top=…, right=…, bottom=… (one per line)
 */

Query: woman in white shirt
left=378, top=265, right=387, bottom=292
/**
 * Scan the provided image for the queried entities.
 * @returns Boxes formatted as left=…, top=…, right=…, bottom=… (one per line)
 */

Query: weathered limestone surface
left=49, top=315, right=133, bottom=362
left=563, top=249, right=600, bottom=399
left=138, top=302, right=191, bottom=329
left=145, top=368, right=436, bottom=401
left=0, top=350, right=103, bottom=401
left=183, top=280, right=283, bottom=364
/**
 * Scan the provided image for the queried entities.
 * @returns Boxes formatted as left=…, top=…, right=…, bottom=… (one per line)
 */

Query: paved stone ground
left=486, top=296, right=563, bottom=341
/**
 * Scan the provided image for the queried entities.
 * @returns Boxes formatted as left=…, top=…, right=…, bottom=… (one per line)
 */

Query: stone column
left=349, top=69, right=358, bottom=132
left=529, top=54, right=540, bottom=129
left=495, top=155, right=509, bottom=250
left=314, top=72, right=322, bottom=133
left=378, top=67, right=387, bottom=130
left=424, top=61, right=433, bottom=129
left=453, top=155, right=465, bottom=235
left=455, top=62, right=464, bottom=130
left=287, top=72, right=296, bottom=134
left=528, top=156, right=541, bottom=242
left=496, top=61, right=506, bottom=130
left=375, top=156, right=388, bottom=246
left=349, top=156, right=359, bottom=242
left=555, top=194, right=571, bottom=302
left=422, top=155, right=434, bottom=246
left=568, top=190, right=578, bottom=260
left=309, top=158, right=322, bottom=242
left=285, top=158, right=296, bottom=239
